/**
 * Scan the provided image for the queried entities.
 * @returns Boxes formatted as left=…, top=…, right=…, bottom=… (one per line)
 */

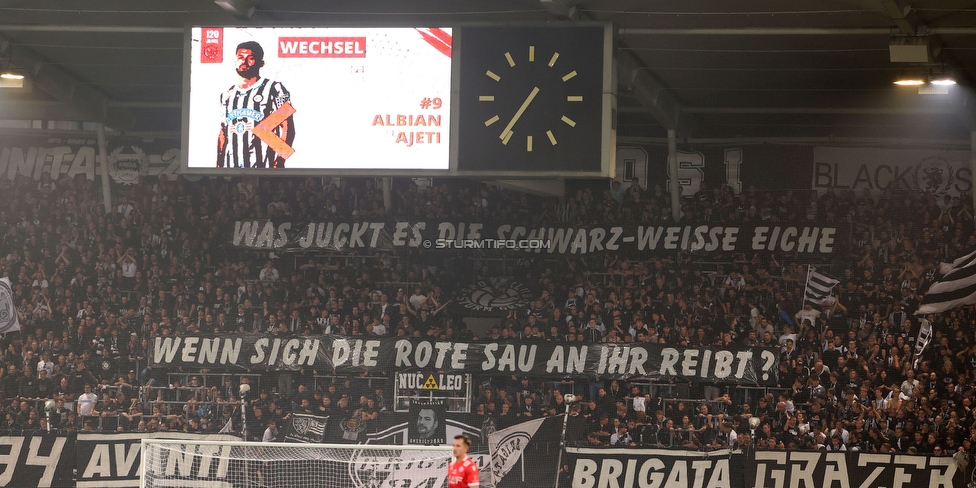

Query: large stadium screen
left=184, top=27, right=452, bottom=173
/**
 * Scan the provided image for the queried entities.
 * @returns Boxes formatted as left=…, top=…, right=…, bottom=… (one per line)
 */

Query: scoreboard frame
left=179, top=22, right=615, bottom=178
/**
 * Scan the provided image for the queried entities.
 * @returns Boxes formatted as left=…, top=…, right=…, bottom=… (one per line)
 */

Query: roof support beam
left=0, top=25, right=184, bottom=34
left=618, top=135, right=970, bottom=149
left=616, top=52, right=681, bottom=130
left=538, top=0, right=579, bottom=19
left=843, top=0, right=918, bottom=36
left=680, top=106, right=953, bottom=115
left=619, top=26, right=976, bottom=35
left=879, top=0, right=917, bottom=36
left=490, top=179, right=565, bottom=197
left=0, top=101, right=87, bottom=120
left=106, top=101, right=181, bottom=109
left=0, top=34, right=132, bottom=129
left=539, top=0, right=683, bottom=132
left=619, top=27, right=894, bottom=35
left=957, top=93, right=976, bottom=133
left=215, top=0, right=256, bottom=20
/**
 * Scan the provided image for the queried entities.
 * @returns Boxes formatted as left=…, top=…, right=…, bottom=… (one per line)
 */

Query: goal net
left=140, top=439, right=455, bottom=488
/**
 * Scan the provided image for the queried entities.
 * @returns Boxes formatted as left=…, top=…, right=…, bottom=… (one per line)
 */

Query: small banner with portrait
left=408, top=399, right=446, bottom=446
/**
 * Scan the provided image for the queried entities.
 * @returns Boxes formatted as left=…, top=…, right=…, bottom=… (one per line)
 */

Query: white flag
left=0, top=278, right=20, bottom=334
left=914, top=318, right=933, bottom=369
left=488, top=416, right=547, bottom=485
left=804, top=267, right=840, bottom=304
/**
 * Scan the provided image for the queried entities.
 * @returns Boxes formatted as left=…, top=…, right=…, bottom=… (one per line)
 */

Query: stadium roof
left=1, top=0, right=976, bottom=146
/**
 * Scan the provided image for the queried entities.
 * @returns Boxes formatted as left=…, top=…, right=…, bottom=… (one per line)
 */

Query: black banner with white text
left=568, top=447, right=735, bottom=488
left=230, top=219, right=848, bottom=256
left=566, top=448, right=965, bottom=488
left=0, top=430, right=969, bottom=486
left=150, top=334, right=780, bottom=385
left=0, top=432, right=239, bottom=488
left=75, top=433, right=241, bottom=487
left=0, top=433, right=72, bottom=488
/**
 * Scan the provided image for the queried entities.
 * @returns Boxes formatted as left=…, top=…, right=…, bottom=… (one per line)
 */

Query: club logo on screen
left=200, top=27, right=223, bottom=63
left=203, top=45, right=221, bottom=62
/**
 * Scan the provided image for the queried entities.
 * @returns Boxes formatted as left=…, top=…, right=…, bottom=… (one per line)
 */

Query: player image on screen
left=217, top=41, right=296, bottom=169
left=448, top=435, right=479, bottom=488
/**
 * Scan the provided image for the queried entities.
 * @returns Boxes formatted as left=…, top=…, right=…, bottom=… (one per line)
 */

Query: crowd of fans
left=0, top=172, right=974, bottom=457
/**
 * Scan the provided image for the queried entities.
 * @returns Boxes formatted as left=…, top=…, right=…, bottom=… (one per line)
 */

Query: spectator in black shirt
left=69, top=361, right=98, bottom=396
left=50, top=398, right=70, bottom=428
left=518, top=396, right=538, bottom=418
left=36, top=369, right=55, bottom=399
left=14, top=401, right=32, bottom=426
left=17, top=368, right=38, bottom=399
left=54, top=377, right=73, bottom=402
left=0, top=365, right=18, bottom=399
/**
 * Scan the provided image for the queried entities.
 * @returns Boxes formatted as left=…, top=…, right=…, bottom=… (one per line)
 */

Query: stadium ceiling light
left=930, top=74, right=956, bottom=85
left=893, top=77, right=924, bottom=86
left=0, top=68, right=25, bottom=88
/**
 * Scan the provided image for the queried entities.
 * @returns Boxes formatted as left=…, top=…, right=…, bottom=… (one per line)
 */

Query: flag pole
left=803, top=265, right=814, bottom=305
left=553, top=402, right=572, bottom=488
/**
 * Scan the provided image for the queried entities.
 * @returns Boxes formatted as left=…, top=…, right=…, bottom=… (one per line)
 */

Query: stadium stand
left=0, top=174, right=974, bottom=457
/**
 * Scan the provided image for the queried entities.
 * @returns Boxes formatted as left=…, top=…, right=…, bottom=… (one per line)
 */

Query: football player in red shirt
left=448, top=434, right=479, bottom=488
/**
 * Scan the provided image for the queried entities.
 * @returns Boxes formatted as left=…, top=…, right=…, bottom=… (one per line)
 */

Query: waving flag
left=804, top=266, right=840, bottom=304
left=917, top=245, right=976, bottom=315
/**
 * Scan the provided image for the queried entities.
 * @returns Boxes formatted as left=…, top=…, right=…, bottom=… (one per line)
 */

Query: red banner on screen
left=415, top=27, right=452, bottom=57
left=278, top=37, right=367, bottom=58
left=200, top=27, right=223, bottom=63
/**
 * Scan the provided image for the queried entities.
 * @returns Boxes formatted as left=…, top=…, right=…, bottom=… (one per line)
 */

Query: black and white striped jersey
left=219, top=77, right=293, bottom=168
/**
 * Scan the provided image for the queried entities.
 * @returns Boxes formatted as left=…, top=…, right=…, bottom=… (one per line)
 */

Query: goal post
left=140, top=438, right=455, bottom=488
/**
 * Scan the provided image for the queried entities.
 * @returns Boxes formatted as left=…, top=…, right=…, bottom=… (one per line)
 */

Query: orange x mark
left=252, top=101, right=296, bottom=159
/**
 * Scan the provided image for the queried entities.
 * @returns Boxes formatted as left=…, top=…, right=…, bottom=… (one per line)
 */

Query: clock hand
left=499, top=86, right=540, bottom=140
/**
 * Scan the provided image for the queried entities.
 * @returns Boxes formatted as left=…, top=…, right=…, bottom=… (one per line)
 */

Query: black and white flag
left=917, top=245, right=976, bottom=315
left=804, top=266, right=840, bottom=304
left=913, top=318, right=933, bottom=369
left=488, top=416, right=547, bottom=485
left=285, top=413, right=328, bottom=443
left=487, top=416, right=562, bottom=487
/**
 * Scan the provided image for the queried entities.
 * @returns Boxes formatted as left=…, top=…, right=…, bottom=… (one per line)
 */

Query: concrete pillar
left=668, top=129, right=680, bottom=220
left=97, top=123, right=112, bottom=215
left=382, top=177, right=393, bottom=215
